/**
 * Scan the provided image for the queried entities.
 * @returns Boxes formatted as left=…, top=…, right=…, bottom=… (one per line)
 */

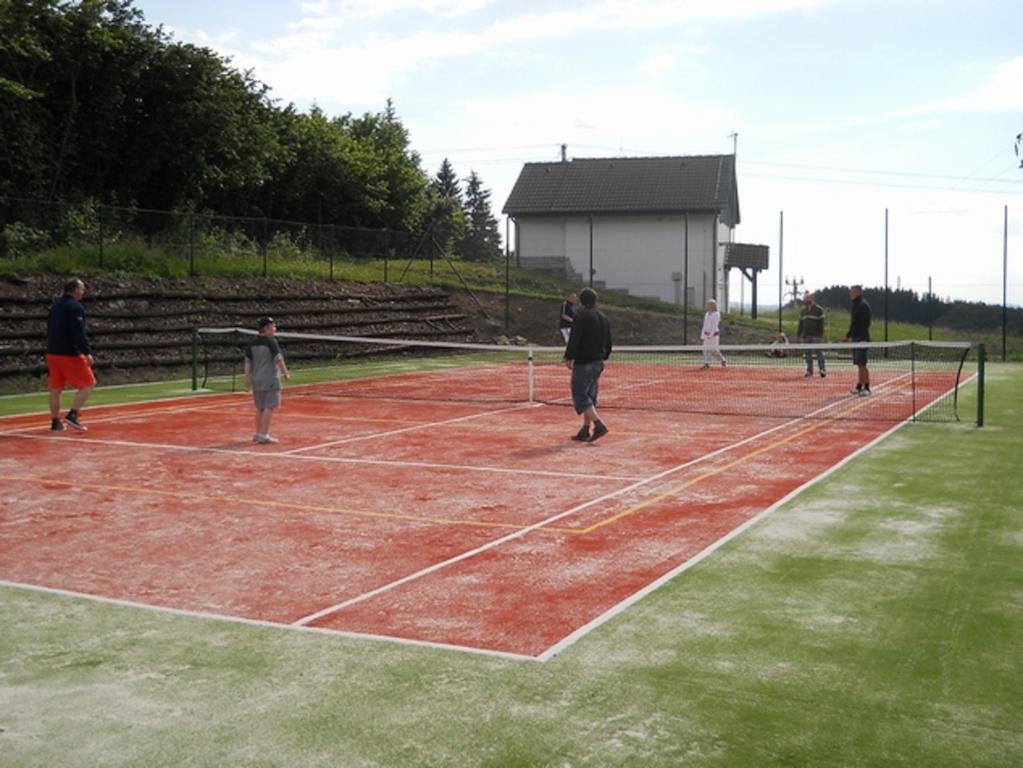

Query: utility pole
left=785, top=276, right=805, bottom=305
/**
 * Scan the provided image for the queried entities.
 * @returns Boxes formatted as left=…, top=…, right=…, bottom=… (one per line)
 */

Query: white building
left=503, top=155, right=742, bottom=309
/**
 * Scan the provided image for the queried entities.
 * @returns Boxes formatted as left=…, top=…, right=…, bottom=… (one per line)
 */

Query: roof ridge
left=521, top=154, right=732, bottom=167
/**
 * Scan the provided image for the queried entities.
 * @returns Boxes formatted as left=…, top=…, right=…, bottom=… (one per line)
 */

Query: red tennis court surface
left=0, top=364, right=962, bottom=659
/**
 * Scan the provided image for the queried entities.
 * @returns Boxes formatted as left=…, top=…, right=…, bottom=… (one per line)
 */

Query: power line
left=417, top=143, right=557, bottom=155
left=740, top=158, right=1020, bottom=185
left=741, top=170, right=1022, bottom=194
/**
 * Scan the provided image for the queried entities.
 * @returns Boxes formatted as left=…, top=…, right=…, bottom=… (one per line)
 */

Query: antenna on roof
left=728, top=131, right=738, bottom=161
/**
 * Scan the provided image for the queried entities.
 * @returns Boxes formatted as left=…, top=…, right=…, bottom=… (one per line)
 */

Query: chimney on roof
left=560, top=143, right=567, bottom=162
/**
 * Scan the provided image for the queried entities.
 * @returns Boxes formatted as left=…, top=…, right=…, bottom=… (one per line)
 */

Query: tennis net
left=193, top=327, right=983, bottom=424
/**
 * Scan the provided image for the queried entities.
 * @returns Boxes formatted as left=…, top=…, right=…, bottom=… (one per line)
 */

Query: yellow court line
left=2, top=474, right=547, bottom=534
left=575, top=383, right=912, bottom=535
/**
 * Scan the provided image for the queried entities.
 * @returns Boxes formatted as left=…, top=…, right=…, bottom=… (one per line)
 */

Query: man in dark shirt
left=563, top=287, right=612, bottom=442
left=46, top=277, right=96, bottom=431
left=797, top=292, right=826, bottom=378
left=845, top=284, right=871, bottom=396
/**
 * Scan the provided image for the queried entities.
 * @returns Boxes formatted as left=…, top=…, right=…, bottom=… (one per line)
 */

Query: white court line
left=0, top=580, right=535, bottom=663
left=0, top=396, right=644, bottom=482
left=0, top=430, right=637, bottom=483
left=0, top=398, right=243, bottom=436
left=278, top=401, right=542, bottom=455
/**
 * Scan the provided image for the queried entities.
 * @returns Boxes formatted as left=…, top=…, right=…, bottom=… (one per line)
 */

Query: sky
left=133, top=0, right=1022, bottom=306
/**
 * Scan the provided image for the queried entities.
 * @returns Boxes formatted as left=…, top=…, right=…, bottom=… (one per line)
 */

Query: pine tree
left=459, top=170, right=502, bottom=262
left=434, top=158, right=461, bottom=200
left=428, top=159, right=464, bottom=253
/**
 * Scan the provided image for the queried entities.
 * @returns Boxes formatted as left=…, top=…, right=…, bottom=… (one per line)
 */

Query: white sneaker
left=858, top=388, right=871, bottom=397
left=256, top=434, right=279, bottom=444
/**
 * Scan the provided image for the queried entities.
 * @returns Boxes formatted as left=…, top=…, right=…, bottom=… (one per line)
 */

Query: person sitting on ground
left=767, top=332, right=789, bottom=358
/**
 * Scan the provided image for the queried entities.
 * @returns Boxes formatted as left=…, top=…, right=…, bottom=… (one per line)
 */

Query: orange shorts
left=47, top=354, right=96, bottom=390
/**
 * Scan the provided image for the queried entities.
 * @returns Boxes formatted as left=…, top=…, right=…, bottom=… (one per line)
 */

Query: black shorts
left=850, top=341, right=869, bottom=366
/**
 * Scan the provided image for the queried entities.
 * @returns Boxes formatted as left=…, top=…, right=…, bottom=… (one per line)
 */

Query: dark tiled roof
left=503, top=155, right=739, bottom=223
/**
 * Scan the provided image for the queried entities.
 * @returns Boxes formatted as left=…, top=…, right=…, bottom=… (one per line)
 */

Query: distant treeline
left=0, top=0, right=500, bottom=260
left=812, top=285, right=1022, bottom=334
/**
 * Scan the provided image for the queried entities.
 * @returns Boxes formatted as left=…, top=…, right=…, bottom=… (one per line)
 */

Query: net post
left=976, top=343, right=985, bottom=427
left=910, top=341, right=917, bottom=422
left=191, top=327, right=199, bottom=391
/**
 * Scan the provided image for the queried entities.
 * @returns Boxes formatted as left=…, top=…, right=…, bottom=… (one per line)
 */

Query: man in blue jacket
left=46, top=278, right=96, bottom=431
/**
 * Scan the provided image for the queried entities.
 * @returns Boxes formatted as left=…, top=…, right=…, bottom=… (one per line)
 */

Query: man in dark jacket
left=46, top=277, right=96, bottom=431
left=845, top=284, right=871, bottom=396
left=797, top=292, right=826, bottom=377
left=563, top=287, right=611, bottom=442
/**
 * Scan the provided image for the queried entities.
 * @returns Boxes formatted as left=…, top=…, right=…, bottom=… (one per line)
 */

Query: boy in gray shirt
left=244, top=317, right=290, bottom=444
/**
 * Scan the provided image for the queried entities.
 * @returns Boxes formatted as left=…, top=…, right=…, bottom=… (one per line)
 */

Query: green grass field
left=1, top=365, right=1021, bottom=767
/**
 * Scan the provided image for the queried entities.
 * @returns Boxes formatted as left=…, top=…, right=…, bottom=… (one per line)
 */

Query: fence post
left=191, top=327, right=199, bottom=391
left=189, top=213, right=196, bottom=276
left=98, top=205, right=104, bottom=268
left=262, top=218, right=268, bottom=277
left=504, top=217, right=510, bottom=332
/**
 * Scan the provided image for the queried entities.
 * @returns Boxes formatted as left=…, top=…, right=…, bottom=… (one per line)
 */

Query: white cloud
left=225, top=0, right=838, bottom=108
left=194, top=28, right=242, bottom=47
left=637, top=42, right=710, bottom=77
left=301, top=0, right=488, bottom=22
left=912, top=56, right=1023, bottom=113
left=898, top=119, right=941, bottom=135
left=458, top=88, right=735, bottom=151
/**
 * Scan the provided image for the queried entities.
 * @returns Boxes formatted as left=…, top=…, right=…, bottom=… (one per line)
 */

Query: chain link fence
left=0, top=197, right=434, bottom=281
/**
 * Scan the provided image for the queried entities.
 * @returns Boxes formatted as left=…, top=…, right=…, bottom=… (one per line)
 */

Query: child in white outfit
left=701, top=299, right=727, bottom=368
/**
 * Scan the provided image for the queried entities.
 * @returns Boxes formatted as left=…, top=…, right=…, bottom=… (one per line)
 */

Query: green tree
left=0, top=2, right=434, bottom=249
left=0, top=0, right=58, bottom=202
left=458, top=170, right=502, bottom=262
left=425, top=158, right=465, bottom=254
left=434, top=158, right=461, bottom=200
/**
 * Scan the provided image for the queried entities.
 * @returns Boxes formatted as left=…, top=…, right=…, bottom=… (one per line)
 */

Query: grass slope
left=1, top=367, right=1020, bottom=767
